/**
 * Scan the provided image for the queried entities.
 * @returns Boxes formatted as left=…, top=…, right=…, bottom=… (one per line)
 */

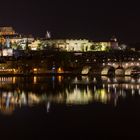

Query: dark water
left=0, top=76, right=140, bottom=139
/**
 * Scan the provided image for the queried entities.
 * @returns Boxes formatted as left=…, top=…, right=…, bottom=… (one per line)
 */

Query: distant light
left=33, top=68, right=37, bottom=72
left=57, top=67, right=63, bottom=73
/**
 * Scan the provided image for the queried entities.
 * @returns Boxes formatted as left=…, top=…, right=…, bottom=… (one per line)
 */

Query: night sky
left=0, top=0, right=140, bottom=43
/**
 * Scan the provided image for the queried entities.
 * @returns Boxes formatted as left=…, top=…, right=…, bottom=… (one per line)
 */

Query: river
left=0, top=76, right=140, bottom=138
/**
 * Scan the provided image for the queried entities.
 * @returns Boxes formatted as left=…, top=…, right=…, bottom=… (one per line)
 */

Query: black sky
left=0, top=0, right=140, bottom=43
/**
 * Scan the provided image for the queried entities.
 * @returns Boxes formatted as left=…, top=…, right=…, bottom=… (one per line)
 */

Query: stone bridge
left=81, top=60, right=140, bottom=76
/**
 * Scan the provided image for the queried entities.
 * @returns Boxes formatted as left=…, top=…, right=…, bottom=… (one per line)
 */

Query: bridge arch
left=81, top=66, right=91, bottom=75
left=125, top=66, right=140, bottom=76
left=115, top=67, right=125, bottom=76
left=101, top=66, right=115, bottom=76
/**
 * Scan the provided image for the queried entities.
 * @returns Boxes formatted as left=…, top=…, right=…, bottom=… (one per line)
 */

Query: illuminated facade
left=43, top=39, right=114, bottom=52
left=0, top=26, right=119, bottom=51
left=0, top=27, right=16, bottom=36
left=43, top=39, right=92, bottom=51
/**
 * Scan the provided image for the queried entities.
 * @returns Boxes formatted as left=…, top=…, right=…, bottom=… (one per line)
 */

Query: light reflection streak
left=0, top=76, right=139, bottom=115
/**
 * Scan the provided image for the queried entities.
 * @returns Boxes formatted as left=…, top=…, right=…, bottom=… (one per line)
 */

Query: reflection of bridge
left=0, top=75, right=140, bottom=115
left=82, top=60, right=140, bottom=76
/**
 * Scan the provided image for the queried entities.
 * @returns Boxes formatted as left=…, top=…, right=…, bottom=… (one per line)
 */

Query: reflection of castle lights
left=33, top=76, right=37, bottom=84
left=0, top=91, right=42, bottom=115
left=74, top=77, right=78, bottom=82
left=28, top=93, right=40, bottom=104
left=114, top=87, right=117, bottom=94
left=131, top=78, right=135, bottom=83
left=46, top=102, right=50, bottom=113
left=66, top=88, right=93, bottom=104
left=122, top=91, right=126, bottom=98
left=93, top=77, right=96, bottom=82
left=94, top=89, right=110, bottom=104
left=125, top=63, right=128, bottom=66
left=86, top=77, right=89, bottom=82
left=113, top=78, right=117, bottom=82
left=108, top=86, right=110, bottom=93
left=138, top=78, right=140, bottom=83
left=57, top=76, right=63, bottom=83
left=33, top=68, right=38, bottom=73
left=94, top=86, right=96, bottom=92
left=137, top=85, right=140, bottom=90
left=0, top=76, right=140, bottom=115
left=57, top=67, right=64, bottom=73
left=113, top=84, right=116, bottom=88
left=125, top=84, right=129, bottom=89
left=107, top=78, right=111, bottom=82
left=132, top=89, right=135, bottom=95
left=103, top=63, right=105, bottom=66
left=131, top=85, right=134, bottom=89
left=12, top=77, right=16, bottom=84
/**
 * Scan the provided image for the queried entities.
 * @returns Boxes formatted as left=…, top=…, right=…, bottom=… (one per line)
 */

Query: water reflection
left=0, top=76, right=140, bottom=115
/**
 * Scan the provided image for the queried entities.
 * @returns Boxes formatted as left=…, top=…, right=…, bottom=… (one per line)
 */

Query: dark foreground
left=1, top=102, right=140, bottom=139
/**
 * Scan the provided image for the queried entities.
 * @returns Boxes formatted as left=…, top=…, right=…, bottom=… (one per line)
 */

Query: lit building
left=0, top=26, right=120, bottom=52
left=0, top=27, right=16, bottom=36
left=43, top=39, right=93, bottom=51
left=28, top=40, right=41, bottom=50
left=42, top=39, right=113, bottom=52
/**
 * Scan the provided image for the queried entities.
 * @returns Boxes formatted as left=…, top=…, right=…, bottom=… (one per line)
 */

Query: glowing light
left=94, top=86, right=96, bottom=92
left=81, top=66, right=91, bottom=75
left=103, top=63, right=105, bottom=66
left=125, top=84, right=129, bottom=89
left=132, top=89, right=135, bottom=95
left=12, top=77, right=16, bottom=84
left=139, top=90, right=140, bottom=95
left=46, top=102, right=50, bottom=113
left=94, top=89, right=108, bottom=104
left=57, top=67, right=64, bottom=73
left=131, top=85, right=134, bottom=89
left=125, top=63, right=128, bottom=66
left=33, top=68, right=37, bottom=73
left=113, top=78, right=117, bottom=82
left=108, top=86, right=110, bottom=93
left=33, top=76, right=37, bottom=84
left=66, top=88, right=93, bottom=104
left=131, top=79, right=135, bottom=83
left=93, top=77, right=96, bottom=82
left=113, top=84, right=116, bottom=88
left=58, top=76, right=63, bottom=83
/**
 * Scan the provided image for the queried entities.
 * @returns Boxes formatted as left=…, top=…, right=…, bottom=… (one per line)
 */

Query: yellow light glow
left=12, top=77, right=16, bottom=84
left=57, top=67, right=63, bottom=73
left=33, top=68, right=37, bottom=72
left=33, top=76, right=37, bottom=84
left=58, top=76, right=63, bottom=83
